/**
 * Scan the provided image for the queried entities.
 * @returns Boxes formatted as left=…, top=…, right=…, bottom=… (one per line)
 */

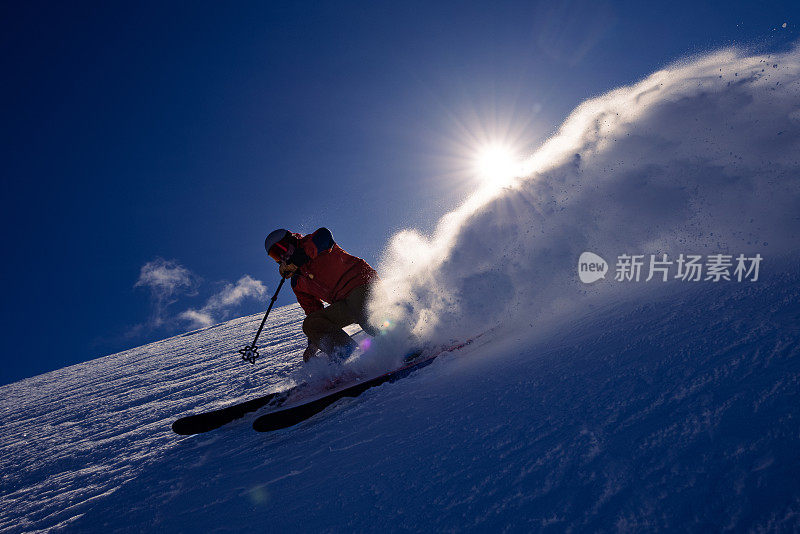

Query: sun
left=474, top=144, right=519, bottom=187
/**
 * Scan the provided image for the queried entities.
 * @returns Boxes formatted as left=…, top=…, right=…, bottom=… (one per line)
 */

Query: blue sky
left=1, top=0, right=797, bottom=385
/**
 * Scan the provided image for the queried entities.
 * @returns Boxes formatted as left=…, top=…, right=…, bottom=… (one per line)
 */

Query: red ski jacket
left=288, top=228, right=377, bottom=314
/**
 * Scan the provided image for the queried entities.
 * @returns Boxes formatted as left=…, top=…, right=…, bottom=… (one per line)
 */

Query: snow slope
left=3, top=45, right=800, bottom=532
left=2, top=269, right=799, bottom=532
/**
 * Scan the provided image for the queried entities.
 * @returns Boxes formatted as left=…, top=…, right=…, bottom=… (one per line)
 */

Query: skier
left=264, top=228, right=380, bottom=362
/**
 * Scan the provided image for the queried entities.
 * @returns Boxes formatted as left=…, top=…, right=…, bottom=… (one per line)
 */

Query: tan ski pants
left=302, top=283, right=379, bottom=359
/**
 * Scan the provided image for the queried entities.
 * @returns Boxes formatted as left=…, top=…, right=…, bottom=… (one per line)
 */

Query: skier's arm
left=287, top=227, right=334, bottom=267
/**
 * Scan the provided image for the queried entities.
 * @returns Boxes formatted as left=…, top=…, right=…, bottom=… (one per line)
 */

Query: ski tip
left=171, top=421, right=191, bottom=435
left=171, top=416, right=210, bottom=435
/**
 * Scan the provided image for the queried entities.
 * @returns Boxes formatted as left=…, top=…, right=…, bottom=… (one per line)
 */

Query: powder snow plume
left=368, top=46, right=800, bottom=351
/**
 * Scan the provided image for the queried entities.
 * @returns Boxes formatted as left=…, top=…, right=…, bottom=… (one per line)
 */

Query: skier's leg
left=345, top=283, right=380, bottom=337
left=302, top=302, right=358, bottom=359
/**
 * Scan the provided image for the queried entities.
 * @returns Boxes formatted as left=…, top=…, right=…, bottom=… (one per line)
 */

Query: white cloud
left=179, top=275, right=267, bottom=330
left=134, top=258, right=197, bottom=328
left=206, top=275, right=267, bottom=310
left=177, top=309, right=215, bottom=330
left=134, top=258, right=194, bottom=295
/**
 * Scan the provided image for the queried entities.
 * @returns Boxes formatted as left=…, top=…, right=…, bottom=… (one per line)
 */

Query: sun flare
left=474, top=144, right=519, bottom=187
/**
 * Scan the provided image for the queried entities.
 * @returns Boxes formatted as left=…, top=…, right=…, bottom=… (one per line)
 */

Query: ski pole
left=239, top=277, right=285, bottom=364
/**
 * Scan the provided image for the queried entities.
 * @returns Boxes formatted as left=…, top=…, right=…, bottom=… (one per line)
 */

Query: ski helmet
left=264, top=229, right=291, bottom=262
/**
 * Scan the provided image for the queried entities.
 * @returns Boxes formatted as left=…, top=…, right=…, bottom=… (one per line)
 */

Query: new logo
left=578, top=252, right=608, bottom=284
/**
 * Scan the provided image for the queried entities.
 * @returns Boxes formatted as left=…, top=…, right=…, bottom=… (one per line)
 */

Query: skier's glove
left=279, top=262, right=298, bottom=279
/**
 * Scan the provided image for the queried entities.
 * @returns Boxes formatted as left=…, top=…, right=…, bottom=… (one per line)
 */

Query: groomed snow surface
left=2, top=270, right=799, bottom=532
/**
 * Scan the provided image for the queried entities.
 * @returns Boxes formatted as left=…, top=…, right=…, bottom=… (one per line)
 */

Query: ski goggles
left=268, top=239, right=295, bottom=263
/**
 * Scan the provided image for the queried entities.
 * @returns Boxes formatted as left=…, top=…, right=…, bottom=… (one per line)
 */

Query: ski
left=171, top=390, right=288, bottom=435
left=252, top=336, right=480, bottom=432
left=171, top=330, right=371, bottom=434
left=173, top=334, right=483, bottom=435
